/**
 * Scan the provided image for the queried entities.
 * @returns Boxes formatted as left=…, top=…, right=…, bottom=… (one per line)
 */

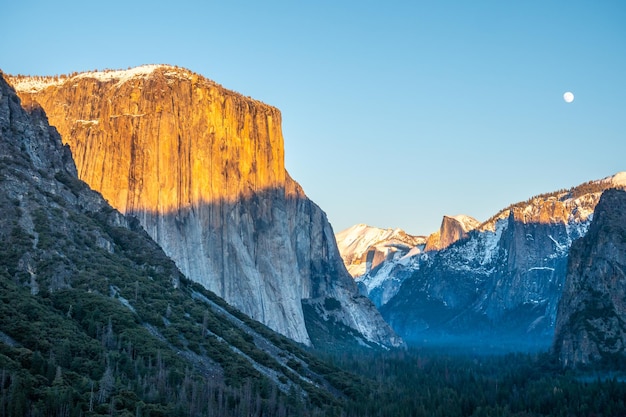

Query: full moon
left=563, top=91, right=574, bottom=103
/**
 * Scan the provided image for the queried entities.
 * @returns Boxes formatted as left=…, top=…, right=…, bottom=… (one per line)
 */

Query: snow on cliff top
left=74, top=64, right=178, bottom=84
left=9, top=64, right=185, bottom=93
left=449, top=214, right=481, bottom=232
left=605, top=171, right=626, bottom=187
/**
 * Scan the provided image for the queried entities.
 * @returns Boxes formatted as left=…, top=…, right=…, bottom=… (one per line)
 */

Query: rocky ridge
left=553, top=188, right=626, bottom=367
left=9, top=65, right=401, bottom=348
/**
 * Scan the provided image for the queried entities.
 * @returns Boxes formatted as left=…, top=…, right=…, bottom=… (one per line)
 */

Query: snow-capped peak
left=336, top=224, right=426, bottom=277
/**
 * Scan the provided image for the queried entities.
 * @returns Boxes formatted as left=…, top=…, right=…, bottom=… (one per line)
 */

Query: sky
left=2, top=0, right=625, bottom=235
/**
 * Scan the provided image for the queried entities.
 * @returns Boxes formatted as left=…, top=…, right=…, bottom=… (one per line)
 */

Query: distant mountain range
left=337, top=173, right=626, bottom=352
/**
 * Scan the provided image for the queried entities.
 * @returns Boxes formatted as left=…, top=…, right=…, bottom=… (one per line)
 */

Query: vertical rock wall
left=11, top=66, right=400, bottom=347
left=553, top=189, right=626, bottom=366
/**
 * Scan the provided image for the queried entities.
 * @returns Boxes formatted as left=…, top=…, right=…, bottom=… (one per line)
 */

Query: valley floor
left=325, top=347, right=626, bottom=417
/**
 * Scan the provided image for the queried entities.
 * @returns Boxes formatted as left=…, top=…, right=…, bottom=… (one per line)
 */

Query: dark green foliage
left=328, top=348, right=626, bottom=417
left=54, top=170, right=84, bottom=197
left=323, top=297, right=342, bottom=311
left=0, top=176, right=371, bottom=416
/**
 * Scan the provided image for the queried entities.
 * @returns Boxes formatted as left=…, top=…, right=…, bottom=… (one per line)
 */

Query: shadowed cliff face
left=553, top=189, right=626, bottom=367
left=10, top=66, right=401, bottom=347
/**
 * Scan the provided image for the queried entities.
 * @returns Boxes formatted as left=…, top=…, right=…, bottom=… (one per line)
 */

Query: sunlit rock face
left=10, top=65, right=401, bottom=347
left=553, top=189, right=626, bottom=367
left=424, top=214, right=480, bottom=252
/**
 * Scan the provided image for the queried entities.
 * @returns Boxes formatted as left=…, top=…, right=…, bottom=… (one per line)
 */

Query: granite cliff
left=424, top=214, right=480, bottom=252
left=0, top=73, right=378, bottom=414
left=553, top=188, right=626, bottom=367
left=9, top=65, right=401, bottom=348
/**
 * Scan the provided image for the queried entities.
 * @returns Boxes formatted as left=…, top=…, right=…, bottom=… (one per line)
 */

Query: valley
left=1, top=64, right=625, bottom=416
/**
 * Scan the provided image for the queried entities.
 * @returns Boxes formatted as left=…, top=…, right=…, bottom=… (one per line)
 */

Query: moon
left=563, top=91, right=574, bottom=103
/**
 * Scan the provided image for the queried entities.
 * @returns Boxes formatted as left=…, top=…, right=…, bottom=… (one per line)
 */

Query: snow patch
left=75, top=119, right=99, bottom=125
left=336, top=223, right=425, bottom=278
left=73, top=64, right=170, bottom=86
left=609, top=171, right=626, bottom=187
left=528, top=267, right=555, bottom=272
left=9, top=76, right=67, bottom=93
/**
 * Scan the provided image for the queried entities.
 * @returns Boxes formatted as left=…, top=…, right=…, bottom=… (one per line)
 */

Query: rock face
left=9, top=65, right=401, bottom=347
left=0, top=70, right=144, bottom=294
left=424, top=214, right=480, bottom=252
left=553, top=189, right=626, bottom=367
left=377, top=175, right=626, bottom=350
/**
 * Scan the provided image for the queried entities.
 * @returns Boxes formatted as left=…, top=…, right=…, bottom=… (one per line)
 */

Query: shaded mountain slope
left=553, top=188, right=626, bottom=368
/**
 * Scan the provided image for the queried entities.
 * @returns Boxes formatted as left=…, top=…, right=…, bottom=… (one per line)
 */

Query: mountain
left=553, top=188, right=626, bottom=368
left=336, top=215, right=478, bottom=309
left=336, top=224, right=426, bottom=278
left=424, top=214, right=480, bottom=252
left=0, top=71, right=373, bottom=415
left=8, top=65, right=401, bottom=348
left=335, top=224, right=425, bottom=309
left=377, top=174, right=626, bottom=350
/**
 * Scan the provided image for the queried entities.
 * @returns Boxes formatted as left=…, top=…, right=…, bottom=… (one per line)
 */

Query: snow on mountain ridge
left=477, top=173, right=626, bottom=233
left=9, top=65, right=187, bottom=93
left=604, top=171, right=626, bottom=187
left=451, top=214, right=481, bottom=232
left=336, top=224, right=425, bottom=278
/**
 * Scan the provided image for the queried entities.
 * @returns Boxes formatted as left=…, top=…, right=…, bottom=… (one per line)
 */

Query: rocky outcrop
left=379, top=174, right=626, bottom=350
left=9, top=66, right=401, bottom=347
left=424, top=214, right=480, bottom=252
left=553, top=189, right=626, bottom=367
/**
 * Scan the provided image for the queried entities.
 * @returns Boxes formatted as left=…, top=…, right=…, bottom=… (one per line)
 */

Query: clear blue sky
left=2, top=1, right=625, bottom=235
